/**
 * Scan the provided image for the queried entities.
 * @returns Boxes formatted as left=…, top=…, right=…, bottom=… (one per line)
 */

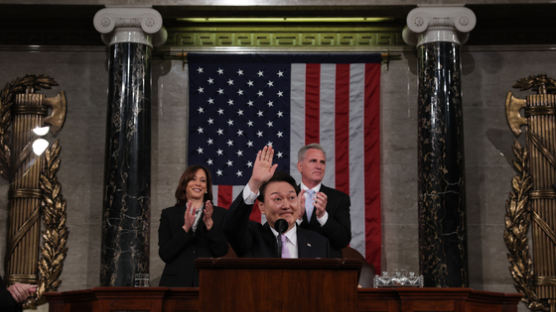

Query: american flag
left=187, top=53, right=381, bottom=272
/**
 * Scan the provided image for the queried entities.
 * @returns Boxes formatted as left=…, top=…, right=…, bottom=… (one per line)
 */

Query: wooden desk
left=358, top=288, right=522, bottom=312
left=46, top=287, right=198, bottom=312
left=46, top=287, right=521, bottom=312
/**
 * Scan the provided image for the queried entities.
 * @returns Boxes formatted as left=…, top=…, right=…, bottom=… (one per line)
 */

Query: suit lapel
left=262, top=223, right=279, bottom=257
left=297, top=227, right=314, bottom=258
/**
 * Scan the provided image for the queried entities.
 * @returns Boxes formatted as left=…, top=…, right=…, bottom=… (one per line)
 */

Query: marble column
left=403, top=6, right=476, bottom=287
left=93, top=7, right=166, bottom=286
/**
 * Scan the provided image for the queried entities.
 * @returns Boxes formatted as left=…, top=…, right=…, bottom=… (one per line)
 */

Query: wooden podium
left=196, top=258, right=361, bottom=312
left=45, top=258, right=521, bottom=312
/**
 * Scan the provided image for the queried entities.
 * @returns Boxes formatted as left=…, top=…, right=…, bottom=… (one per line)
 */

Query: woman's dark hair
left=175, top=165, right=213, bottom=205
left=257, top=171, right=300, bottom=202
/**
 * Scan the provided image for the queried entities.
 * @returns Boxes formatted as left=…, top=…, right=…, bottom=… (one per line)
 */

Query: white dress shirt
left=299, top=182, right=328, bottom=225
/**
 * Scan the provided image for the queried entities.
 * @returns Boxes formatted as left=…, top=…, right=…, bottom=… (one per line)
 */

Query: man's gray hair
left=297, top=143, right=326, bottom=162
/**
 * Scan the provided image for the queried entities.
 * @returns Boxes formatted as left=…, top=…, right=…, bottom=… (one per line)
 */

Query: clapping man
left=297, top=143, right=351, bottom=258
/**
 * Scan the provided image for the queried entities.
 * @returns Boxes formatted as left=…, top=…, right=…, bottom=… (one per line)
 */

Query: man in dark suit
left=0, top=275, right=36, bottom=312
left=225, top=146, right=330, bottom=258
left=296, top=143, right=351, bottom=258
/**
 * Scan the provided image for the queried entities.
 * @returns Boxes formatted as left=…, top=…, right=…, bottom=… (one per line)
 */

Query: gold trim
left=503, top=141, right=548, bottom=311
left=525, top=106, right=556, bottom=116
left=177, top=17, right=395, bottom=23
left=9, top=187, right=42, bottom=199
left=529, top=189, right=556, bottom=199
left=12, top=105, right=48, bottom=115
left=0, top=75, right=67, bottom=308
left=537, top=276, right=556, bottom=286
left=0, top=75, right=59, bottom=180
left=30, top=140, right=68, bottom=308
left=532, top=210, right=556, bottom=246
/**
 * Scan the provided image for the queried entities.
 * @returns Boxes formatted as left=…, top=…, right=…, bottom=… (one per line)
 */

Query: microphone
left=192, top=204, right=204, bottom=232
left=274, top=219, right=288, bottom=257
left=275, top=219, right=288, bottom=234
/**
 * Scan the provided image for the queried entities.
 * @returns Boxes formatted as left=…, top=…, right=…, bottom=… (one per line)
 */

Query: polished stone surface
left=101, top=42, right=152, bottom=286
left=417, top=41, right=468, bottom=287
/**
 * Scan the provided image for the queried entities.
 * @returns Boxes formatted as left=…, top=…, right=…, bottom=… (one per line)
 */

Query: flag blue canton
left=188, top=61, right=291, bottom=184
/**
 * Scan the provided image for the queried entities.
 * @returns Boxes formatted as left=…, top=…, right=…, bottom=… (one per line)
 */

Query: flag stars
left=216, top=149, right=223, bottom=156
left=257, top=70, right=264, bottom=77
left=197, top=127, right=204, bottom=134
left=207, top=78, right=214, bottom=84
left=267, top=121, right=273, bottom=127
left=197, top=107, right=204, bottom=113
left=237, top=129, right=244, bottom=136
left=277, top=111, right=284, bottom=118
left=227, top=160, right=233, bottom=167
left=196, top=147, right=203, bottom=154
left=277, top=131, right=283, bottom=138
left=217, top=88, right=224, bottom=94
left=217, top=128, right=224, bottom=135
left=277, top=70, right=284, bottom=77
left=246, top=140, right=254, bottom=147
left=247, top=100, right=254, bottom=107
left=227, top=119, right=234, bottom=126
left=207, top=158, right=213, bottom=165
left=247, top=120, right=254, bottom=127
left=277, top=151, right=283, bottom=158
left=267, top=101, right=274, bottom=107
left=247, top=161, right=253, bottom=168
left=267, top=80, right=274, bottom=87
left=207, top=98, right=215, bottom=104
left=216, top=169, right=223, bottom=176
left=227, top=99, right=234, bottom=105
left=257, top=130, right=263, bottom=137
left=257, top=90, right=264, bottom=97
left=207, top=138, right=214, bottom=145
left=257, top=111, right=264, bottom=117
left=247, top=80, right=254, bottom=87
left=236, top=170, right=243, bottom=177
left=237, top=89, right=244, bottom=95
left=277, top=91, right=284, bottom=97
left=197, top=67, right=204, bottom=73
left=217, top=68, right=224, bottom=75
left=237, top=109, right=244, bottom=116
left=197, top=87, right=204, bottom=93
left=237, top=69, right=244, bottom=76
left=227, top=139, right=234, bottom=146
left=267, top=141, right=273, bottom=147
left=217, top=109, right=224, bottom=115
left=227, top=79, right=234, bottom=86
left=236, top=150, right=243, bottom=157
left=207, top=118, right=214, bottom=125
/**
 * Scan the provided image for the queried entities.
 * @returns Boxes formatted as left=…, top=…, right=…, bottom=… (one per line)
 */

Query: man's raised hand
left=247, top=145, right=278, bottom=193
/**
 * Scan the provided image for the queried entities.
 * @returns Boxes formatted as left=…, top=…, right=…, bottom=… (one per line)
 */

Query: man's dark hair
left=257, top=171, right=300, bottom=202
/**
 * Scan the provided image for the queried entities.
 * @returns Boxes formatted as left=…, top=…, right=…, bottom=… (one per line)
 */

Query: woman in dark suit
left=158, top=165, right=228, bottom=287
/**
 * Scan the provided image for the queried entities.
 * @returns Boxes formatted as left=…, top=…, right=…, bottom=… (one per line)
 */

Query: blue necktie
left=305, top=189, right=315, bottom=220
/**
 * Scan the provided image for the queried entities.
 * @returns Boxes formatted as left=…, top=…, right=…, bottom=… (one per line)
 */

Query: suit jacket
left=299, top=184, right=351, bottom=258
left=224, top=193, right=330, bottom=258
left=0, top=276, right=21, bottom=312
left=158, top=204, right=228, bottom=287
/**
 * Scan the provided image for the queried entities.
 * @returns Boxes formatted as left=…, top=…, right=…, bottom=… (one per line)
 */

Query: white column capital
left=403, top=5, right=476, bottom=47
left=93, top=7, right=167, bottom=47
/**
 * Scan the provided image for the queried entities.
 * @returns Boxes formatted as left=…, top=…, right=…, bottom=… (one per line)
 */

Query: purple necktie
left=281, top=234, right=290, bottom=258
